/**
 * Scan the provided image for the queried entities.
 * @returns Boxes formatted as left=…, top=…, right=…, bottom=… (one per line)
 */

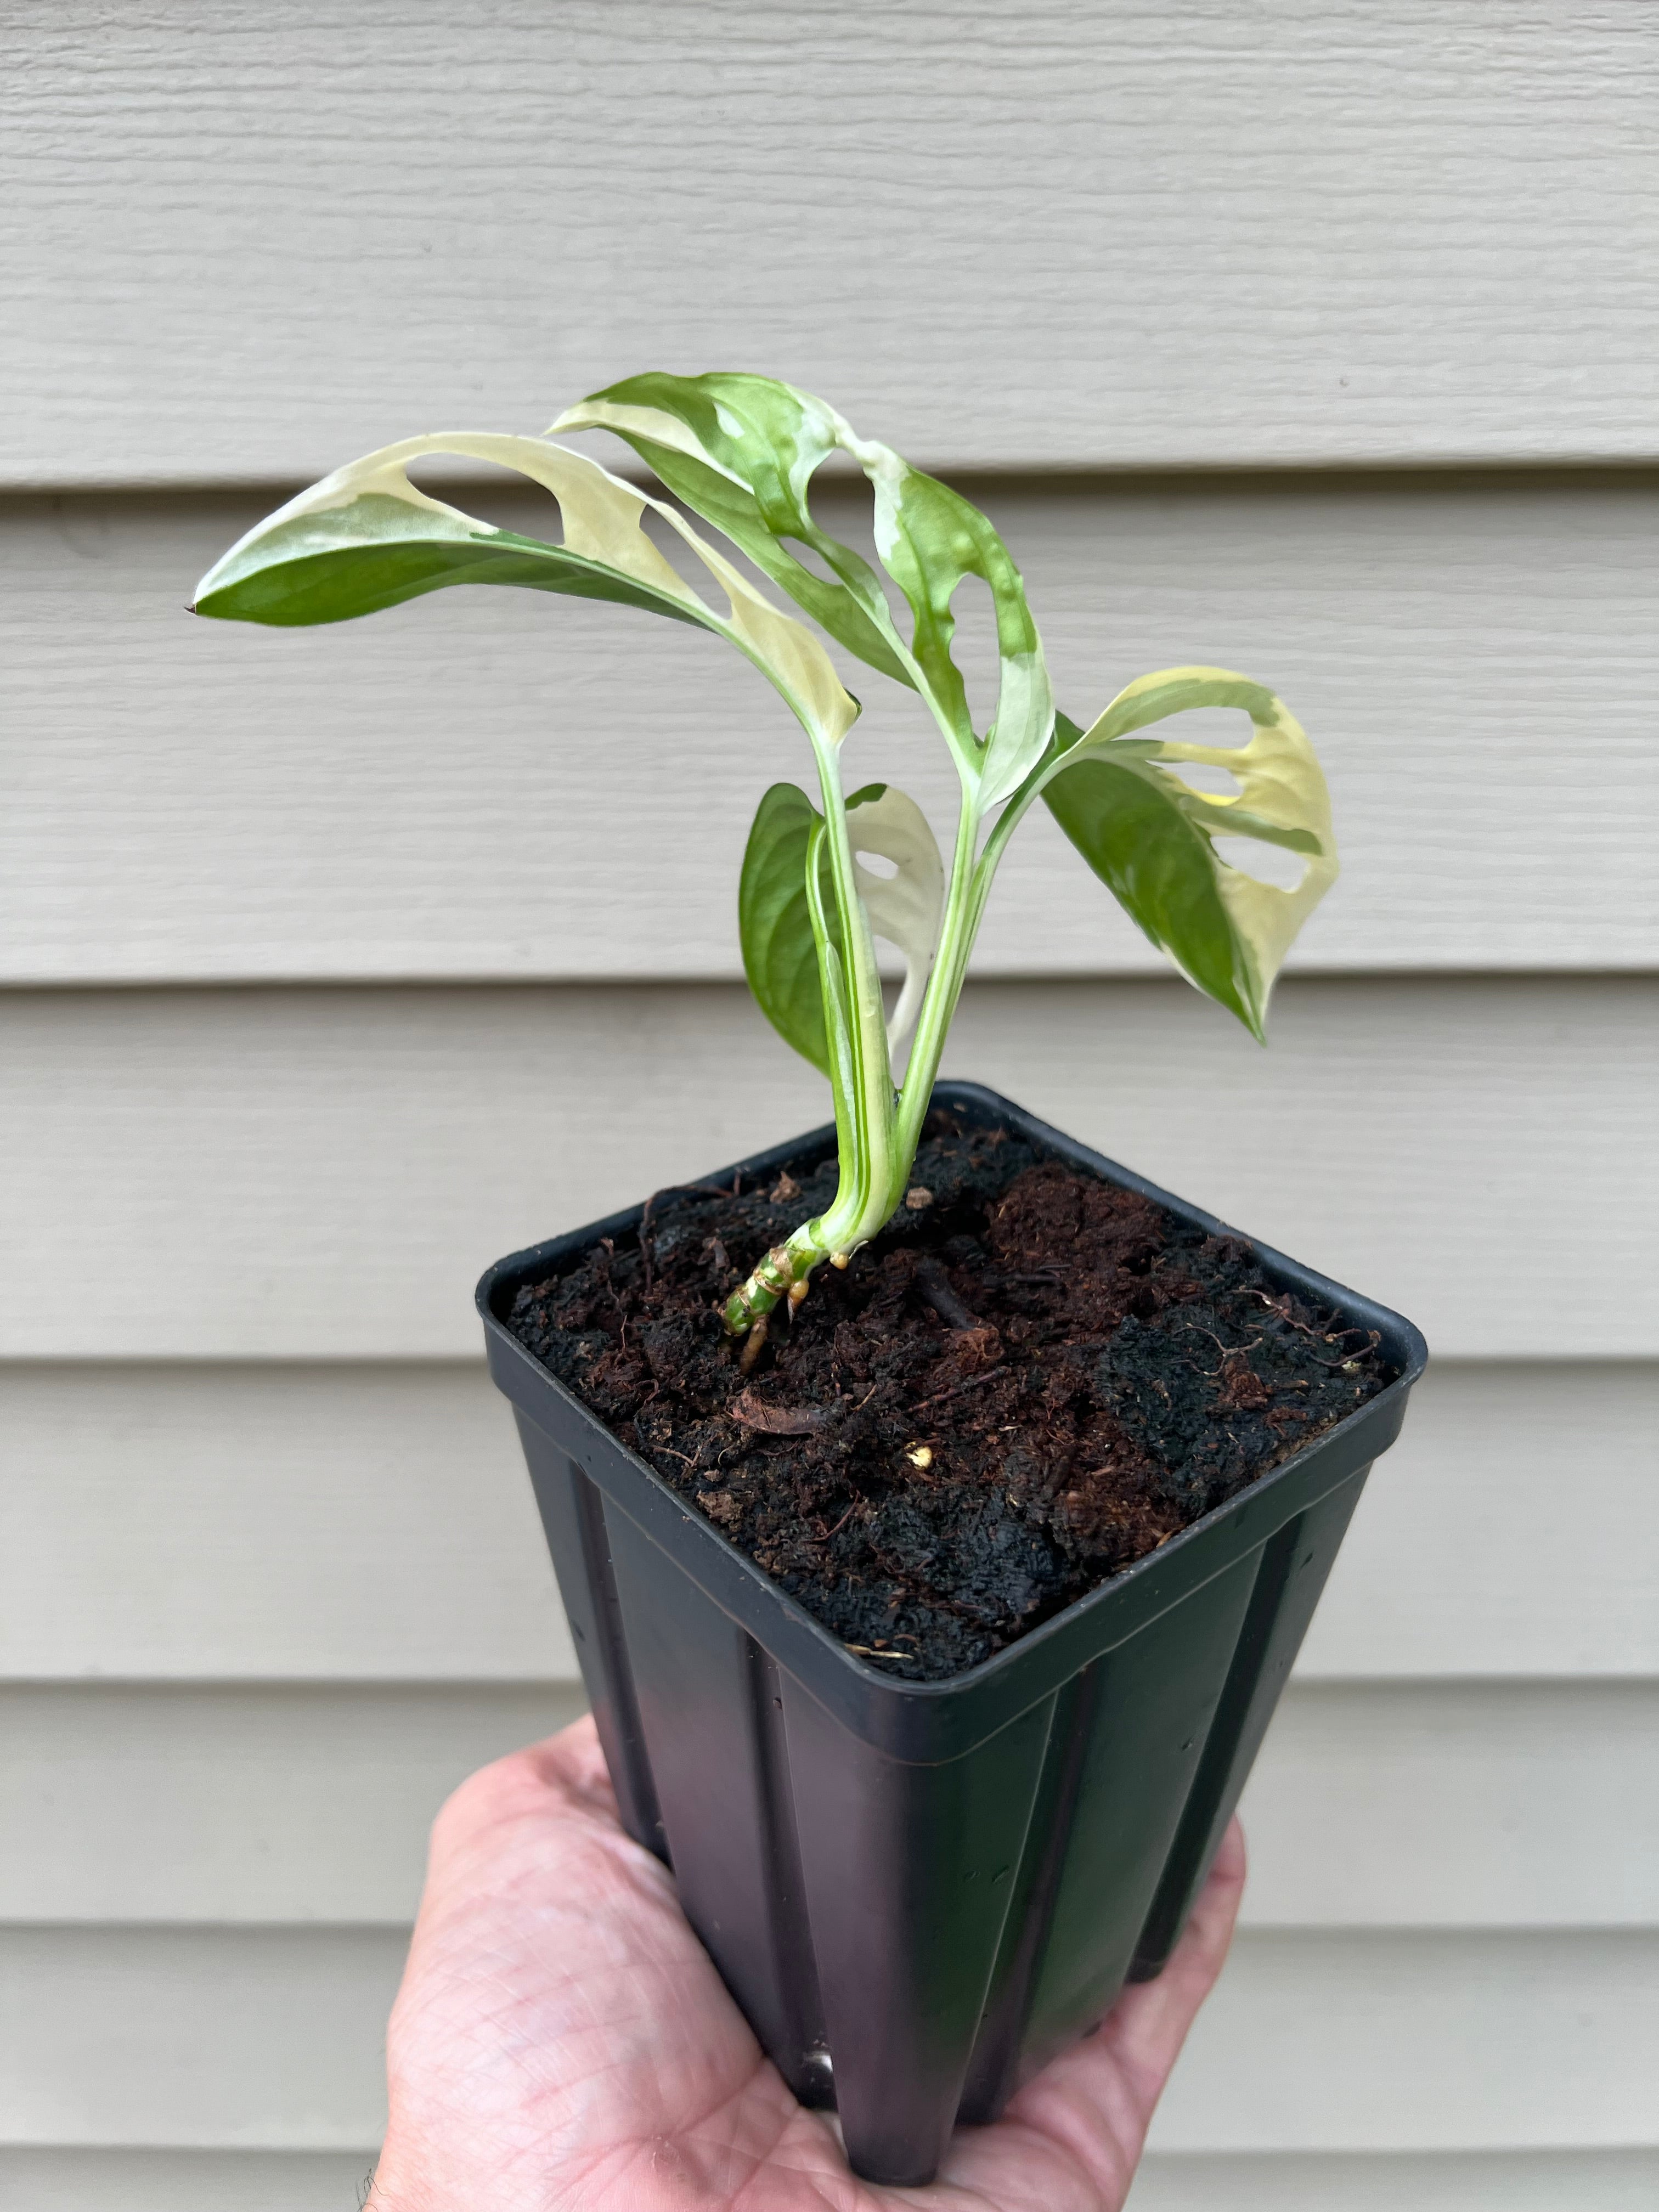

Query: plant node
left=723, top=1242, right=800, bottom=1336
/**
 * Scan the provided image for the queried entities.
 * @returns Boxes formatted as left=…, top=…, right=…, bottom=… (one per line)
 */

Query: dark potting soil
left=506, top=1115, right=1395, bottom=1681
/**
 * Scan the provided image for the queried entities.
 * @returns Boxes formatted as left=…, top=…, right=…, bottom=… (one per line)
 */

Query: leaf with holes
left=740, top=781, right=945, bottom=1073
left=557, top=373, right=1055, bottom=793
left=837, top=432, right=1054, bottom=797
left=191, top=431, right=859, bottom=748
left=1042, top=669, right=1336, bottom=1041
left=843, top=784, right=945, bottom=1052
left=553, top=374, right=911, bottom=684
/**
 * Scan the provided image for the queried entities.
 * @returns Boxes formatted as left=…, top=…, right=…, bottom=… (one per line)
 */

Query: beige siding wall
left=4, top=7, right=1657, bottom=2207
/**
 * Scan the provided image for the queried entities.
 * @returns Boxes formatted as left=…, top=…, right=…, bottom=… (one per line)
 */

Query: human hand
left=369, top=1716, right=1244, bottom=2211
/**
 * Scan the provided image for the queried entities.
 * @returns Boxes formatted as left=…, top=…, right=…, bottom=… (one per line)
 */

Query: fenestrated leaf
left=1042, top=668, right=1336, bottom=1041
left=738, top=780, right=945, bottom=1071
left=844, top=784, right=945, bottom=1052
left=738, top=782, right=837, bottom=1074
left=190, top=432, right=859, bottom=749
left=552, top=374, right=911, bottom=684
left=556, top=375, right=1055, bottom=797
left=837, top=430, right=1054, bottom=798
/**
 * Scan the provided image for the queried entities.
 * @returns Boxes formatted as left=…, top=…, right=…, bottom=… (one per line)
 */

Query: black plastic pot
left=478, top=1082, right=1426, bottom=2186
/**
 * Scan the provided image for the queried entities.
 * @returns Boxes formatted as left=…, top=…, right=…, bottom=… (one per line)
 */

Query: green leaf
left=1043, top=667, right=1337, bottom=1041
left=738, top=780, right=945, bottom=1073
left=191, top=431, right=859, bottom=749
left=842, top=435, right=1055, bottom=799
left=556, top=375, right=1055, bottom=795
left=552, top=374, right=911, bottom=684
left=739, top=782, right=837, bottom=1074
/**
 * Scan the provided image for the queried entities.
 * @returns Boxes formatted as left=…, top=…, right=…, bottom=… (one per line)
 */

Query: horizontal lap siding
left=4, top=2149, right=1656, bottom=2212
left=10, top=4, right=1657, bottom=2199
left=4, top=4, right=1657, bottom=481
left=1130, top=2149, right=1659, bottom=2211
left=4, top=1925, right=1654, bottom=2154
left=1146, top=1932, right=1659, bottom=2154
left=6, top=475, right=1657, bottom=983
left=4, top=1680, right=1656, bottom=1930
left=0, top=2153, right=381, bottom=2212
left=4, top=1360, right=1655, bottom=1681
left=4, top=978, right=1654, bottom=1361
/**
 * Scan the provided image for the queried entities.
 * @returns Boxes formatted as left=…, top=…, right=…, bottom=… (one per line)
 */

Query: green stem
left=722, top=741, right=907, bottom=1336
left=894, top=792, right=981, bottom=1160
left=721, top=620, right=1033, bottom=1341
left=721, top=746, right=1048, bottom=1344
left=721, top=743, right=1028, bottom=1342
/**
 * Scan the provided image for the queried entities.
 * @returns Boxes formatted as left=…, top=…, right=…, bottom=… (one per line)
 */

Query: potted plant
left=193, top=374, right=1426, bottom=2187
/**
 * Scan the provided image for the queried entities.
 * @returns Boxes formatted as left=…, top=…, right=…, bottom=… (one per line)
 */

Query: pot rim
left=478, top=1080, right=1427, bottom=1733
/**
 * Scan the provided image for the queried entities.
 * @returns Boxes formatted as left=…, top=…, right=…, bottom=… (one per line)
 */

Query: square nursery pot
left=478, top=1081, right=1427, bottom=2186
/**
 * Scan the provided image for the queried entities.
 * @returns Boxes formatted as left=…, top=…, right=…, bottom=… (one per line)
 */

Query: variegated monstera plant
left=193, top=373, right=1336, bottom=1355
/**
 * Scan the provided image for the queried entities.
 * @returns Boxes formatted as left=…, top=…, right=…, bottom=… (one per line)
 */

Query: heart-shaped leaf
left=1042, top=668, right=1336, bottom=1040
left=191, top=432, right=859, bottom=749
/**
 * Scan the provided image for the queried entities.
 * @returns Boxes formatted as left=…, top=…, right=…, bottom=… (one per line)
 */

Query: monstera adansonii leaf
left=190, top=431, right=859, bottom=748
left=555, top=374, right=1053, bottom=798
left=554, top=375, right=911, bottom=686
left=739, top=781, right=944, bottom=1075
left=1043, top=669, right=1337, bottom=1041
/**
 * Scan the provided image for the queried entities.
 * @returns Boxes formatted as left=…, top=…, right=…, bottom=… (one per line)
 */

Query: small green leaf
left=191, top=432, right=859, bottom=749
left=739, top=782, right=837, bottom=1073
left=1043, top=668, right=1337, bottom=1041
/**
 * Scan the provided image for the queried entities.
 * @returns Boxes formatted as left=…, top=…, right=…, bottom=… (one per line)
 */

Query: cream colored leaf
left=1049, top=668, right=1338, bottom=1037
left=1153, top=694, right=1337, bottom=1002
left=194, top=432, right=858, bottom=748
left=845, top=785, right=945, bottom=1052
left=551, top=398, right=741, bottom=481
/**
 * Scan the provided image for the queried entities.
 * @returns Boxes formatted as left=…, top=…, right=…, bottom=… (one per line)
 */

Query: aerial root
left=738, top=1314, right=770, bottom=1374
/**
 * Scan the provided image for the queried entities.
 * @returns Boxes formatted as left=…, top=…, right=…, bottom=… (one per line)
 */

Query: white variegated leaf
left=845, top=784, right=945, bottom=1053
left=558, top=375, right=1056, bottom=794
left=552, top=378, right=911, bottom=684
left=837, top=427, right=1055, bottom=797
left=193, top=432, right=858, bottom=749
left=1043, top=668, right=1337, bottom=1039
left=1154, top=705, right=1338, bottom=990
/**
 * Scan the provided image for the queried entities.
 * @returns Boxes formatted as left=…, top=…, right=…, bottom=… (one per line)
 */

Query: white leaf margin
left=844, top=784, right=946, bottom=1054
left=194, top=432, right=860, bottom=750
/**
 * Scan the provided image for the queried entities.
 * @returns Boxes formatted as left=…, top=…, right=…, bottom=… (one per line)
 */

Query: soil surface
left=507, top=1114, right=1394, bottom=1681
